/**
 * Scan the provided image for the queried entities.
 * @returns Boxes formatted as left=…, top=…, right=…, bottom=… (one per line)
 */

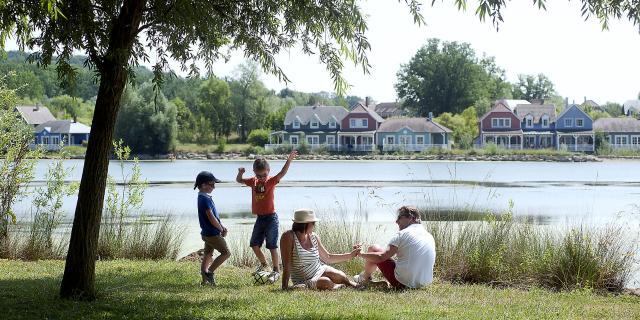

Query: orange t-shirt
left=243, top=175, right=281, bottom=215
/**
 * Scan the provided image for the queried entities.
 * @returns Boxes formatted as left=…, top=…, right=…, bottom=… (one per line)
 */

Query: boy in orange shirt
left=236, top=150, right=297, bottom=283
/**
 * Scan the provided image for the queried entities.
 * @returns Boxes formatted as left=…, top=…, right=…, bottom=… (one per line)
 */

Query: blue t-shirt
left=198, top=192, right=221, bottom=236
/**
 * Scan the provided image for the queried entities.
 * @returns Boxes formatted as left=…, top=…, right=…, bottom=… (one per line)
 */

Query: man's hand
left=238, top=167, right=245, bottom=174
left=350, top=243, right=362, bottom=258
left=222, top=227, right=228, bottom=237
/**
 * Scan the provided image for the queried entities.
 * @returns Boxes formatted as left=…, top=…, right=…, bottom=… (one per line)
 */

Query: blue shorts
left=250, top=213, right=279, bottom=249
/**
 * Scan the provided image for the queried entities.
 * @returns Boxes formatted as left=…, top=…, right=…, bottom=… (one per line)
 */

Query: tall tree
left=395, top=38, right=504, bottom=116
left=511, top=74, right=556, bottom=101
left=2, top=0, right=637, bottom=301
left=230, top=62, right=270, bottom=141
left=197, top=76, right=232, bottom=140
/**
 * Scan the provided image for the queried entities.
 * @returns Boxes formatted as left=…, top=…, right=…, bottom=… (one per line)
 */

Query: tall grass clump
left=227, top=226, right=259, bottom=268
left=98, top=140, right=184, bottom=260
left=22, top=148, right=77, bottom=260
left=425, top=203, right=637, bottom=293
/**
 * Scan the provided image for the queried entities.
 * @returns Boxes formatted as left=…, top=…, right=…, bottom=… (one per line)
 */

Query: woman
left=280, top=209, right=361, bottom=290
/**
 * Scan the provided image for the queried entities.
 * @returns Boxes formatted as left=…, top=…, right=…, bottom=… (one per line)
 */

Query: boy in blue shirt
left=195, top=171, right=230, bottom=286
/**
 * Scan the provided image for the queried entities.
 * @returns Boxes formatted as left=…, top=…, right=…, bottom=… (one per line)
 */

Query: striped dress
left=290, top=233, right=325, bottom=285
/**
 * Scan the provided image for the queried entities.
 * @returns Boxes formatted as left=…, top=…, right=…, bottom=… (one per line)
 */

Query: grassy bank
left=0, top=260, right=638, bottom=320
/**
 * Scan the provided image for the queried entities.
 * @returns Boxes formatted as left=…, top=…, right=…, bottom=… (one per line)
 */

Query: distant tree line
left=1, top=52, right=363, bottom=154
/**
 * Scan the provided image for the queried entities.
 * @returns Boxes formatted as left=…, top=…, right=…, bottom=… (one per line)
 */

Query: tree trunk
left=60, top=0, right=147, bottom=300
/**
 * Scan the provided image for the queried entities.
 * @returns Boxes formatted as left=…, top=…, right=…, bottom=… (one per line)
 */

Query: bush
left=244, top=145, right=264, bottom=156
left=215, top=138, right=226, bottom=153
left=247, top=129, right=270, bottom=147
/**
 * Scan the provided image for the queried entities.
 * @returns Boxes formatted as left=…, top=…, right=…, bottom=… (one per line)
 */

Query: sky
left=5, top=1, right=640, bottom=105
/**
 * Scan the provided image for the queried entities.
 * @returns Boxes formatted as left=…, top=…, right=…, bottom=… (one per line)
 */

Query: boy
left=195, top=171, right=230, bottom=286
left=236, top=150, right=297, bottom=283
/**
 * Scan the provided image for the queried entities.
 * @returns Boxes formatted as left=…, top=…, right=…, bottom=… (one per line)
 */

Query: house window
left=492, top=118, right=511, bottom=128
left=292, top=121, right=300, bottom=129
left=310, top=121, right=319, bottom=129
left=525, top=116, right=533, bottom=127
left=290, top=135, right=299, bottom=145
left=576, top=118, right=584, bottom=127
left=399, top=136, right=411, bottom=145
left=329, top=121, right=336, bottom=129
left=350, top=119, right=356, bottom=128
left=42, top=136, right=49, bottom=145
left=326, top=136, right=335, bottom=145
left=631, top=136, right=640, bottom=145
left=307, top=136, right=319, bottom=145
left=492, top=119, right=498, bottom=127
left=51, top=136, right=60, bottom=145
left=416, top=136, right=424, bottom=145
left=386, top=136, right=395, bottom=144
left=361, top=119, right=368, bottom=127
left=541, top=115, right=549, bottom=128
left=615, top=135, right=628, bottom=145
left=564, top=119, right=573, bottom=127
left=350, top=118, right=368, bottom=128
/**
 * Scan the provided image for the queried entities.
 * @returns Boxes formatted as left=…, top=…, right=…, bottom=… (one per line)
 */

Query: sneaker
left=201, top=271, right=216, bottom=286
left=353, top=273, right=371, bottom=285
left=253, top=264, right=268, bottom=275
left=267, top=271, right=280, bottom=284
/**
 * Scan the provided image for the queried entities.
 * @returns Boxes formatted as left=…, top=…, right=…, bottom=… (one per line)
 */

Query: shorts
left=376, top=259, right=407, bottom=289
left=249, top=213, right=279, bottom=249
left=202, top=235, right=230, bottom=256
left=293, top=265, right=330, bottom=290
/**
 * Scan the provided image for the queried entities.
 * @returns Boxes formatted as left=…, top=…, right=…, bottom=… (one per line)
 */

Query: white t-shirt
left=388, top=223, right=436, bottom=288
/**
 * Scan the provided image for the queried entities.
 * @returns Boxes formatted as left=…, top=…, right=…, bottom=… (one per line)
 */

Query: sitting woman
left=280, top=209, right=361, bottom=290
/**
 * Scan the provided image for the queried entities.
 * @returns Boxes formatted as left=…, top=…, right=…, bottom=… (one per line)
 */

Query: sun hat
left=194, top=171, right=221, bottom=189
left=292, top=209, right=320, bottom=223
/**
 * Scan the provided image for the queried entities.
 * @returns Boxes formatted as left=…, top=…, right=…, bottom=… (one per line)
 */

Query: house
left=14, top=105, right=56, bottom=127
left=593, top=118, right=640, bottom=149
left=373, top=102, right=407, bottom=119
left=477, top=102, right=523, bottom=149
left=33, top=120, right=91, bottom=151
left=338, top=102, right=384, bottom=151
left=555, top=104, right=594, bottom=152
left=623, top=100, right=640, bottom=116
left=268, top=105, right=348, bottom=151
left=514, top=104, right=556, bottom=149
left=581, top=98, right=602, bottom=111
left=376, top=114, right=452, bottom=152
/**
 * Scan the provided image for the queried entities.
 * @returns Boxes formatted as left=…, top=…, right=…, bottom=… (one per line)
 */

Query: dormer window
left=541, top=115, right=549, bottom=128
left=310, top=121, right=319, bottom=129
left=293, top=120, right=300, bottom=129
left=491, top=118, right=511, bottom=128
left=328, top=121, right=336, bottom=128
left=525, top=115, right=533, bottom=128
left=576, top=118, right=584, bottom=127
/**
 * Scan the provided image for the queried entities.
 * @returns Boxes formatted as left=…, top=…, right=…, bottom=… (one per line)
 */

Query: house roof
left=514, top=104, right=557, bottom=122
left=495, top=99, right=531, bottom=111
left=373, top=102, right=406, bottom=118
left=377, top=117, right=452, bottom=133
left=35, top=120, right=91, bottom=134
left=593, top=118, right=640, bottom=133
left=582, top=100, right=600, bottom=108
left=349, top=103, right=385, bottom=123
left=283, top=106, right=348, bottom=125
left=479, top=103, right=515, bottom=122
left=623, top=100, right=640, bottom=114
left=14, top=105, right=56, bottom=126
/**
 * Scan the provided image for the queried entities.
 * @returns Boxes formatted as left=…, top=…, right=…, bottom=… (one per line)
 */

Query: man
left=355, top=206, right=436, bottom=289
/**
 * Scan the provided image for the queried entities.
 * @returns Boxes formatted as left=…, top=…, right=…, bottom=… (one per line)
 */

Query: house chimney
left=564, top=97, right=568, bottom=108
left=365, top=97, right=370, bottom=107
left=33, top=103, right=40, bottom=112
left=73, top=116, right=77, bottom=123
left=428, top=112, right=433, bottom=121
left=584, top=96, right=587, bottom=103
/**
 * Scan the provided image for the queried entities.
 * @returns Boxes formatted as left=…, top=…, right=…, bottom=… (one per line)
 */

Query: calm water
left=16, top=159, right=640, bottom=224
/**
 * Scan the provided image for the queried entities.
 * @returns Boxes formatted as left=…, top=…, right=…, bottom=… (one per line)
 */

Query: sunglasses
left=256, top=173, right=268, bottom=178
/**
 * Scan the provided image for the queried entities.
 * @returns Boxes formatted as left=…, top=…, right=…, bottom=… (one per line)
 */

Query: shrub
left=215, top=138, right=226, bottom=153
left=247, top=129, right=270, bottom=147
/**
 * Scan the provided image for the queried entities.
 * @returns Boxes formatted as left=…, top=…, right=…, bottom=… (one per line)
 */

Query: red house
left=478, top=102, right=523, bottom=149
left=338, top=103, right=384, bottom=151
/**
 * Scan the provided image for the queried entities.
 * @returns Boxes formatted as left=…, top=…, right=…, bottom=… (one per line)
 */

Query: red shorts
left=376, top=259, right=406, bottom=289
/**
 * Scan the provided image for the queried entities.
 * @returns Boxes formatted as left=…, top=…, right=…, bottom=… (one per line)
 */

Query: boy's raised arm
left=236, top=167, right=245, bottom=183
left=275, top=150, right=298, bottom=180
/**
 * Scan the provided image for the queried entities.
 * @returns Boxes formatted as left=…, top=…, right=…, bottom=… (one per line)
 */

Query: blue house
left=268, top=105, right=349, bottom=151
left=555, top=104, right=594, bottom=152
left=34, top=120, right=91, bottom=151
left=514, top=104, right=557, bottom=149
left=376, top=115, right=452, bottom=152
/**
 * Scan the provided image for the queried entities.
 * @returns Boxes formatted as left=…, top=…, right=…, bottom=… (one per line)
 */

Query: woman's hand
left=350, top=243, right=362, bottom=258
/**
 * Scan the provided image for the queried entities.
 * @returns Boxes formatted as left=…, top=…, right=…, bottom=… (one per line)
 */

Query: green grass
left=175, top=143, right=252, bottom=154
left=0, top=260, right=638, bottom=319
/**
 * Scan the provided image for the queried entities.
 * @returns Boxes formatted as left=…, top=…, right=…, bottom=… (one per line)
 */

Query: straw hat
left=292, top=209, right=320, bottom=223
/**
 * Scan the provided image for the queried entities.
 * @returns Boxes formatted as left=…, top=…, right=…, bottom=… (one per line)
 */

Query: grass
left=175, top=143, right=252, bottom=154
left=0, top=260, right=638, bottom=319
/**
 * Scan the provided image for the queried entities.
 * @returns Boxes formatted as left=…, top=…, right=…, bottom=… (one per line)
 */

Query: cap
left=194, top=171, right=221, bottom=189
